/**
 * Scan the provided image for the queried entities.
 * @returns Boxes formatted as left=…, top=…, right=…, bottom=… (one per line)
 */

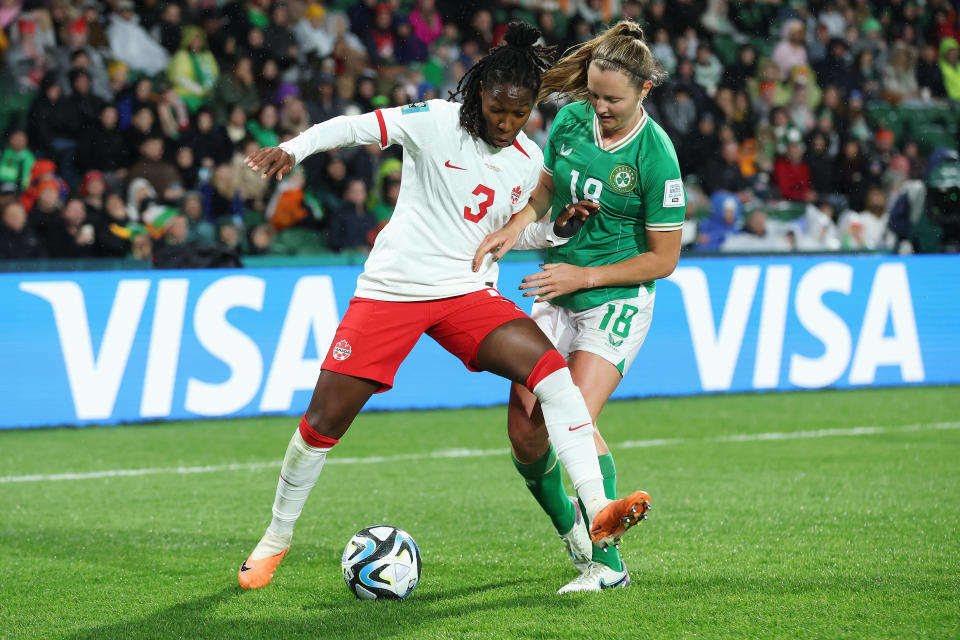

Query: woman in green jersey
left=474, top=19, right=684, bottom=594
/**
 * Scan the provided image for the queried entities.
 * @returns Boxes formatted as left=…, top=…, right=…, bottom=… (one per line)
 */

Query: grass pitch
left=1, top=386, right=958, bottom=639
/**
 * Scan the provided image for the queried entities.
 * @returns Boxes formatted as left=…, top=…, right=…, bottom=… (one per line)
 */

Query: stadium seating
left=271, top=228, right=331, bottom=255
left=0, top=92, right=32, bottom=140
left=867, top=102, right=905, bottom=141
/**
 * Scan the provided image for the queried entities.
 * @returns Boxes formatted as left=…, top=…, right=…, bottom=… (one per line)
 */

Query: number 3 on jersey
left=464, top=184, right=495, bottom=223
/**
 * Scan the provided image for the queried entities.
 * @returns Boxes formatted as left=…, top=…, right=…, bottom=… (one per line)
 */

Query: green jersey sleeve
left=640, top=125, right=685, bottom=232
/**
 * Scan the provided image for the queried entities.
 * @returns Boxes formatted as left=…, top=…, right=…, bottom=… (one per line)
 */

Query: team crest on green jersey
left=609, top=164, right=637, bottom=193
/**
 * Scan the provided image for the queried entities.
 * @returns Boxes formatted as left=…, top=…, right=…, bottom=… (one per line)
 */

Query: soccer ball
left=341, top=525, right=422, bottom=600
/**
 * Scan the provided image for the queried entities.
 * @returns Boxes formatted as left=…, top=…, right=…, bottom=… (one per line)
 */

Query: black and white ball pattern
left=341, top=525, right=422, bottom=600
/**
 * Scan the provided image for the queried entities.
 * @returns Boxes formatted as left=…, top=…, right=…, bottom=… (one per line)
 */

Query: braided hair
left=449, top=22, right=555, bottom=140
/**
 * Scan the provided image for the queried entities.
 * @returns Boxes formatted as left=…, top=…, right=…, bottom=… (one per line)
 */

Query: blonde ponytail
left=537, top=19, right=667, bottom=103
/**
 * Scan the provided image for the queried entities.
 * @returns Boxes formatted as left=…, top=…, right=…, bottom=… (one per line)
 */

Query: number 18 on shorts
left=530, top=289, right=655, bottom=376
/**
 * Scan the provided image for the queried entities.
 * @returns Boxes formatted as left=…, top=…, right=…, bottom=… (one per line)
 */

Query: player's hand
left=553, top=200, right=599, bottom=237
left=519, top=263, right=590, bottom=301
left=246, top=147, right=295, bottom=181
left=472, top=225, right=521, bottom=272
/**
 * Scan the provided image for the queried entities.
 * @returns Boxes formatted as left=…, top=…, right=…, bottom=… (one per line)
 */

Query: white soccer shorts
left=531, top=289, right=655, bottom=376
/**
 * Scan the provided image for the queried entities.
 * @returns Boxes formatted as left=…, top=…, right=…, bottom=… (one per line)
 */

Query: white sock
left=251, top=529, right=292, bottom=560
left=251, top=428, right=331, bottom=560
left=583, top=495, right=612, bottom=525
left=531, top=368, right=607, bottom=512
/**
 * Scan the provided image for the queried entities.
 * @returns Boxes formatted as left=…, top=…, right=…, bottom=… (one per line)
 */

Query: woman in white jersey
left=236, top=23, right=651, bottom=591
left=474, top=20, right=683, bottom=593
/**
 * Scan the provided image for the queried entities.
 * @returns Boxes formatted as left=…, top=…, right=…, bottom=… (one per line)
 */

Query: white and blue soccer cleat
left=558, top=496, right=593, bottom=574
left=557, top=560, right=630, bottom=594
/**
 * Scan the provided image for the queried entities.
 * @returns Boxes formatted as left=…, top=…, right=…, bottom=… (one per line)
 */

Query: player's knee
left=525, top=349, right=568, bottom=393
left=299, top=411, right=341, bottom=446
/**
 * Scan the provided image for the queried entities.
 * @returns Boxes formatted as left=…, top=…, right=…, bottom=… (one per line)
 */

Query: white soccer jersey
left=279, top=99, right=543, bottom=301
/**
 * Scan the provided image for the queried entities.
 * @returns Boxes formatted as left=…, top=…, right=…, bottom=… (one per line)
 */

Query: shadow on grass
left=66, top=577, right=584, bottom=640
left=68, top=587, right=240, bottom=640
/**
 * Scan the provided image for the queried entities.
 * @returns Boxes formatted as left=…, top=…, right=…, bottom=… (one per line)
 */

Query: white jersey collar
left=592, top=108, right=647, bottom=152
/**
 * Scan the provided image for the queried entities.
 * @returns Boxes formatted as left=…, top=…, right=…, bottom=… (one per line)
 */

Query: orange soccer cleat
left=589, top=490, right=652, bottom=548
left=238, top=548, right=289, bottom=590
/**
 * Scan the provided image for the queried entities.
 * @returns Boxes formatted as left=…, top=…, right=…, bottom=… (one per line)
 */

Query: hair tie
left=591, top=57, right=649, bottom=82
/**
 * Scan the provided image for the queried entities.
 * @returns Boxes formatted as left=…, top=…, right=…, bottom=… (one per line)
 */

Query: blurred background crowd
left=1, top=0, right=959, bottom=265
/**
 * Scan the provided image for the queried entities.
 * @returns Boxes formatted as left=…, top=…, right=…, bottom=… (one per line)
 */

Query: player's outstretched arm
left=473, top=171, right=596, bottom=272
left=519, top=228, right=682, bottom=302
left=472, top=198, right=598, bottom=271
left=255, top=108, right=411, bottom=181
left=246, top=147, right=296, bottom=182
left=472, top=204, right=536, bottom=272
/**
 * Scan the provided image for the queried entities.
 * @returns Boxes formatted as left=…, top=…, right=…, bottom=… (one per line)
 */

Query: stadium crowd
left=1, top=0, right=959, bottom=263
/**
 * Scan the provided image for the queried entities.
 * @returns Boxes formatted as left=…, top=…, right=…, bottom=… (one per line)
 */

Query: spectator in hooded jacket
left=814, top=38, right=857, bottom=94
left=263, top=2, right=299, bottom=71
left=696, top=191, right=743, bottom=251
left=55, top=19, right=112, bottom=101
left=938, top=37, right=960, bottom=101
left=167, top=25, right=220, bottom=112
left=773, top=20, right=809, bottom=80
left=155, top=1, right=183, bottom=54
left=66, top=68, right=105, bottom=130
left=917, top=41, right=946, bottom=98
left=295, top=3, right=334, bottom=59
left=27, top=72, right=80, bottom=163
left=4, top=16, right=53, bottom=93
left=107, top=0, right=169, bottom=75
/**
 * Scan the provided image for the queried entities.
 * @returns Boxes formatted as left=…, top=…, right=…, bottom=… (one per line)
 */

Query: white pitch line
left=709, top=421, right=960, bottom=443
left=2, top=422, right=959, bottom=484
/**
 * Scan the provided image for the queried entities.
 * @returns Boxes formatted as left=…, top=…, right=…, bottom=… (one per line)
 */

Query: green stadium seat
left=767, top=201, right=806, bottom=221
left=271, top=228, right=329, bottom=255
left=712, top=35, right=739, bottom=68
left=912, top=123, right=952, bottom=155
left=507, top=8, right=536, bottom=27
left=243, top=209, right=267, bottom=229
left=901, top=105, right=956, bottom=147
left=338, top=249, right=371, bottom=265
left=866, top=102, right=904, bottom=140
left=0, top=92, right=34, bottom=137
left=950, top=101, right=960, bottom=127
left=900, top=103, right=953, bottom=128
left=552, top=12, right=570, bottom=37
left=749, top=36, right=774, bottom=59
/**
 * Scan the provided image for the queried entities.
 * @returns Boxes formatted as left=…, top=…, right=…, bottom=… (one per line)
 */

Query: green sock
left=513, top=445, right=576, bottom=535
left=579, top=453, right=623, bottom=572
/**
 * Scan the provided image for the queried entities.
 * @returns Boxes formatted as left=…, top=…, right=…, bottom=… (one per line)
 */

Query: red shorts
left=321, top=288, right=528, bottom=392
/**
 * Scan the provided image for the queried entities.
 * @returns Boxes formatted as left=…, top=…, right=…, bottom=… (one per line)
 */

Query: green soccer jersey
left=542, top=101, right=685, bottom=310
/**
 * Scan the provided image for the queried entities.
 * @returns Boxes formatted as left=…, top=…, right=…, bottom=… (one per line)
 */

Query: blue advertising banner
left=1, top=255, right=957, bottom=429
